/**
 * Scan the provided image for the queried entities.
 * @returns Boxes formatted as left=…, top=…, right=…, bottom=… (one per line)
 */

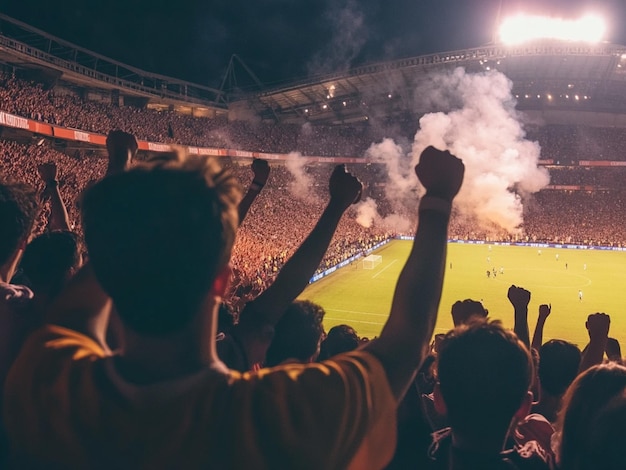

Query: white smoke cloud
left=355, top=197, right=378, bottom=228
left=284, top=151, right=317, bottom=202
left=362, top=67, right=549, bottom=234
left=353, top=138, right=418, bottom=232
left=413, top=68, right=549, bottom=232
left=355, top=196, right=414, bottom=233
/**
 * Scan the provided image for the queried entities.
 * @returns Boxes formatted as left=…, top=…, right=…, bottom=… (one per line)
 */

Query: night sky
left=2, top=0, right=625, bottom=89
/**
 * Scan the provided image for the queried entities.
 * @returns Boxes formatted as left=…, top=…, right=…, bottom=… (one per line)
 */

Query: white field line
left=372, top=259, right=398, bottom=279
left=327, top=308, right=388, bottom=317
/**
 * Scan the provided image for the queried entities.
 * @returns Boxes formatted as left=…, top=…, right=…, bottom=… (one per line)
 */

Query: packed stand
left=527, top=125, right=626, bottom=162
left=0, top=71, right=381, bottom=157
left=2, top=130, right=626, bottom=469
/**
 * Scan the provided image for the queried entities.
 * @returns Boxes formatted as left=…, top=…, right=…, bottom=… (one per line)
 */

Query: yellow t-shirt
left=4, top=325, right=397, bottom=469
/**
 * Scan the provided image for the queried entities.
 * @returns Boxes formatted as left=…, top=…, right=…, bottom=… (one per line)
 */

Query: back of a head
left=19, top=231, right=81, bottom=298
left=451, top=299, right=488, bottom=327
left=318, top=324, right=359, bottom=361
left=582, top=388, right=626, bottom=470
left=556, top=363, right=626, bottom=470
left=0, top=181, right=38, bottom=267
left=538, top=340, right=581, bottom=397
left=82, top=153, right=240, bottom=336
left=265, top=300, right=325, bottom=367
left=436, top=320, right=532, bottom=440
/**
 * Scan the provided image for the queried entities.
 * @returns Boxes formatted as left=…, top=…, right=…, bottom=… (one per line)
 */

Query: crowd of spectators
left=0, top=72, right=384, bottom=157
left=548, top=167, right=626, bottom=188
left=0, top=140, right=392, bottom=313
left=2, top=136, right=625, bottom=469
left=3, top=137, right=626, bottom=314
left=527, top=125, right=626, bottom=162
left=6, top=71, right=626, bottom=163
left=3, top=70, right=626, bottom=467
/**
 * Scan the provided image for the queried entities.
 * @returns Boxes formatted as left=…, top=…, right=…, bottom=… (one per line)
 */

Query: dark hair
left=0, top=181, right=38, bottom=266
left=436, top=320, right=532, bottom=440
left=318, top=324, right=359, bottom=361
left=82, top=153, right=240, bottom=336
left=18, top=231, right=81, bottom=298
left=556, top=363, right=626, bottom=470
left=451, top=299, right=488, bottom=326
left=538, top=340, right=581, bottom=396
left=582, top=388, right=626, bottom=470
left=265, top=300, right=325, bottom=367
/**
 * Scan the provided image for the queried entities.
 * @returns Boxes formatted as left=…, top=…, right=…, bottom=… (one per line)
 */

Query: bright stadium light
left=499, top=14, right=606, bottom=45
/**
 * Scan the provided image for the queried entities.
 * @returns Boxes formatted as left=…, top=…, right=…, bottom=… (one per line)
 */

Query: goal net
left=362, top=254, right=382, bottom=270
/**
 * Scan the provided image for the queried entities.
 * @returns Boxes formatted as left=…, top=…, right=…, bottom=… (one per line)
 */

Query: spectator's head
left=451, top=299, right=488, bottom=326
left=434, top=320, right=533, bottom=445
left=581, top=388, right=626, bottom=470
left=82, top=153, right=240, bottom=336
left=0, top=180, right=38, bottom=277
left=318, top=324, right=359, bottom=361
left=265, top=300, right=325, bottom=367
left=556, top=363, right=626, bottom=470
left=538, top=340, right=581, bottom=397
left=18, top=231, right=81, bottom=300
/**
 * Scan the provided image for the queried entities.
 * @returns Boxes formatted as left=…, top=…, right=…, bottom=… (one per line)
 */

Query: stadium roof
left=2, top=11, right=626, bottom=126
left=241, top=42, right=626, bottom=124
left=0, top=13, right=227, bottom=110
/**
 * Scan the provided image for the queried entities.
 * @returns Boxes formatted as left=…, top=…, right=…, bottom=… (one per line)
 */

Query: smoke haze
left=284, top=151, right=318, bottom=202
left=357, top=67, right=549, bottom=233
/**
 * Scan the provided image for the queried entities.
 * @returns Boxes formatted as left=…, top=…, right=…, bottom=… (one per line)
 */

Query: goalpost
left=362, top=254, right=382, bottom=270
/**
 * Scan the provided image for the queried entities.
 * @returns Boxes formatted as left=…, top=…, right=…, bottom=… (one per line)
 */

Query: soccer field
left=299, top=240, right=626, bottom=349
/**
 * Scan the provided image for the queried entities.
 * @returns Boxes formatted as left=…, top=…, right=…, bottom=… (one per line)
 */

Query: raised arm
left=364, top=146, right=464, bottom=399
left=240, top=165, right=362, bottom=327
left=105, top=130, right=137, bottom=176
left=579, top=312, right=610, bottom=372
left=45, top=131, right=137, bottom=351
left=606, top=338, right=623, bottom=365
left=37, top=162, right=70, bottom=232
left=531, top=303, right=551, bottom=351
left=238, top=158, right=270, bottom=224
left=508, top=285, right=531, bottom=348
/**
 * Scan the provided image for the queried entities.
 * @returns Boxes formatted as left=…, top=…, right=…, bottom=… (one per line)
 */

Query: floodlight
left=499, top=14, right=606, bottom=45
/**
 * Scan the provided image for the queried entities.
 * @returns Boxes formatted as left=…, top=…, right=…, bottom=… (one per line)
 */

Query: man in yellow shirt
left=4, top=141, right=464, bottom=468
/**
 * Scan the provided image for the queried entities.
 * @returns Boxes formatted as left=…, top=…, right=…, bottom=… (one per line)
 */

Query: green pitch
left=299, top=240, right=626, bottom=349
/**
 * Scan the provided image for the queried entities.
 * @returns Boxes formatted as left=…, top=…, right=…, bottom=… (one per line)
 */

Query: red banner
left=0, top=111, right=53, bottom=136
left=10, top=108, right=626, bottom=167
left=52, top=127, right=106, bottom=145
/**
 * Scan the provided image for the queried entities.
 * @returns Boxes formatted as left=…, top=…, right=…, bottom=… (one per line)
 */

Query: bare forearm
left=366, top=208, right=450, bottom=398
left=514, top=307, right=531, bottom=348
left=579, top=339, right=607, bottom=372
left=531, top=317, right=546, bottom=351
left=106, top=151, right=131, bottom=176
left=242, top=201, right=344, bottom=326
left=238, top=187, right=261, bottom=224
left=47, top=186, right=71, bottom=232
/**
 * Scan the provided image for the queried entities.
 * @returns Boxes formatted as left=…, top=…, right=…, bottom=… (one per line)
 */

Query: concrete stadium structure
left=2, top=12, right=626, bottom=129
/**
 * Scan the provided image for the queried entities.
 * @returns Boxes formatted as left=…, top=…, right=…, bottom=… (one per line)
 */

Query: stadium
left=1, top=5, right=626, bottom=468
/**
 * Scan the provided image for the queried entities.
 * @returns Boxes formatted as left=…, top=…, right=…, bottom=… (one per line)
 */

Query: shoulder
left=247, top=350, right=394, bottom=395
left=513, top=414, right=555, bottom=461
left=7, top=324, right=109, bottom=390
left=232, top=350, right=397, bottom=469
left=504, top=440, right=554, bottom=470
